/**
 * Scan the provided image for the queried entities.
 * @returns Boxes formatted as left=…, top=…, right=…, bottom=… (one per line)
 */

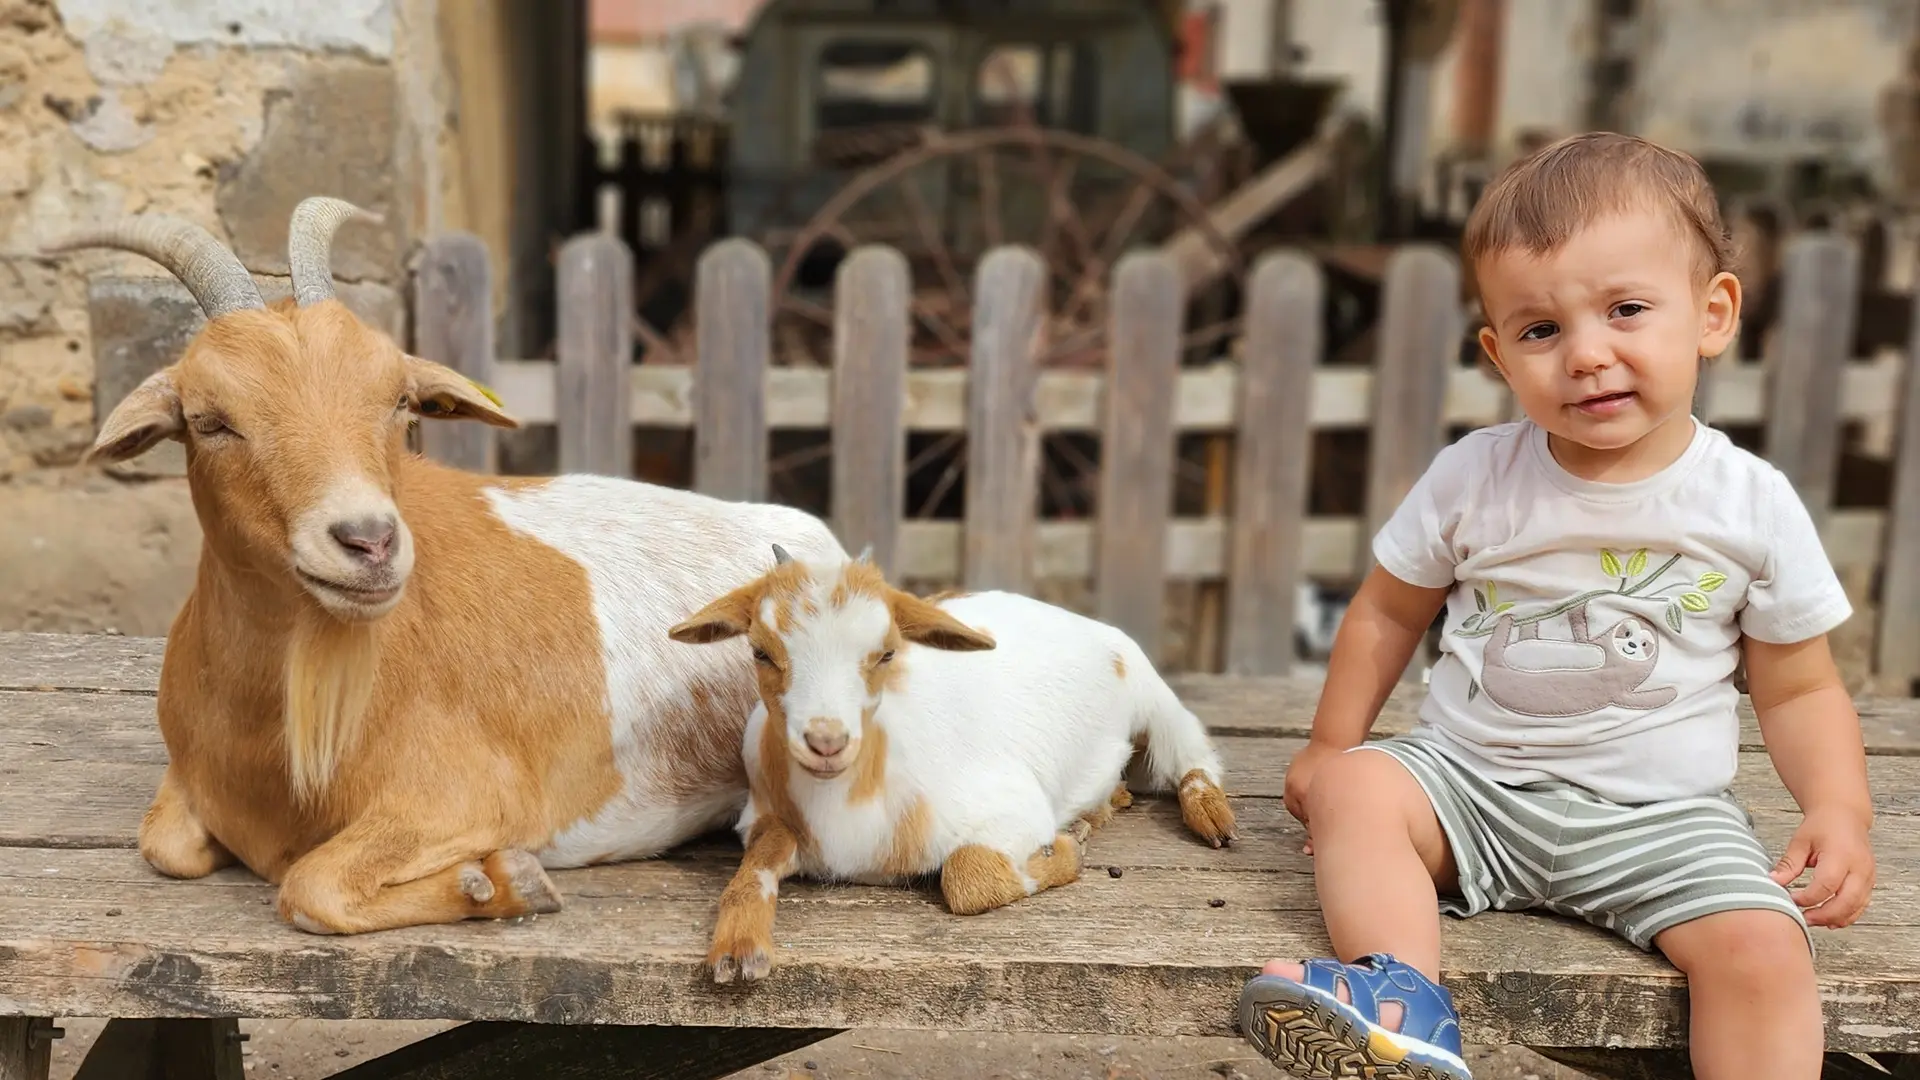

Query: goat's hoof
left=709, top=943, right=771, bottom=984
left=457, top=861, right=495, bottom=904
left=485, top=849, right=562, bottom=915
left=1068, top=819, right=1095, bottom=847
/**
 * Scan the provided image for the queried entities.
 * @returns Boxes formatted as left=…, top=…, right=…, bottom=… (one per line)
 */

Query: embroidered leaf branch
left=1456, top=550, right=1697, bottom=638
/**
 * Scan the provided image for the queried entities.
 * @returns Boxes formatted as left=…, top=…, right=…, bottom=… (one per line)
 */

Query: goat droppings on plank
left=669, top=544, right=1238, bottom=983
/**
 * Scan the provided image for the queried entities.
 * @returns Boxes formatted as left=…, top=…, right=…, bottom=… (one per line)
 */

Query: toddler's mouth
left=1574, top=390, right=1636, bottom=415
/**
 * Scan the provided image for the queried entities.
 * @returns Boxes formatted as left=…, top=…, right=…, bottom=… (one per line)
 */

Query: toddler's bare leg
left=1655, top=909, right=1822, bottom=1080
left=1265, top=748, right=1458, bottom=1031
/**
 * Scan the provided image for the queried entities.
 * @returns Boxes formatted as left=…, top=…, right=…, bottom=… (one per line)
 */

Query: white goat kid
left=668, top=544, right=1239, bottom=983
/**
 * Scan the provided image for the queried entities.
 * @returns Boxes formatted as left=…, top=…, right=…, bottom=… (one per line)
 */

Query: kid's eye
left=1519, top=322, right=1557, bottom=342
left=752, top=647, right=771, bottom=665
left=1613, top=301, right=1647, bottom=319
left=878, top=649, right=895, bottom=664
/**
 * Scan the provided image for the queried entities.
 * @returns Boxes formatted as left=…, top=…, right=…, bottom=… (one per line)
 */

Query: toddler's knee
left=1659, top=908, right=1812, bottom=985
left=1304, top=748, right=1420, bottom=823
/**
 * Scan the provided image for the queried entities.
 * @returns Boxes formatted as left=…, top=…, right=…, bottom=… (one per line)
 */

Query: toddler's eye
left=1613, top=302, right=1647, bottom=319
left=1519, top=322, right=1557, bottom=342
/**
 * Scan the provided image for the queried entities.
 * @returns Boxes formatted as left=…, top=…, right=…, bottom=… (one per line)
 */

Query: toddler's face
left=1473, top=207, right=1740, bottom=464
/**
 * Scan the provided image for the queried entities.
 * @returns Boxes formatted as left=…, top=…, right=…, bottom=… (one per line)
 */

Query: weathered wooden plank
left=412, top=233, right=498, bottom=473
left=1766, top=232, right=1862, bottom=525
left=692, top=238, right=770, bottom=501
left=1878, top=287, right=1920, bottom=693
left=829, top=246, right=910, bottom=574
left=0, top=633, right=160, bottom=693
left=1094, top=250, right=1184, bottom=654
left=1362, top=245, right=1460, bottom=579
left=489, top=349, right=1907, bottom=433
left=964, top=246, right=1046, bottom=593
left=1224, top=250, right=1321, bottom=676
left=0, top=844, right=1913, bottom=1051
left=0, top=1018, right=52, bottom=1080
left=328, top=1021, right=839, bottom=1080
left=554, top=233, right=634, bottom=478
left=71, top=1018, right=244, bottom=1080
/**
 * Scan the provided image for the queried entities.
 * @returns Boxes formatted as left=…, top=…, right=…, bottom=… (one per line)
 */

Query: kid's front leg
left=940, top=832, right=1082, bottom=916
left=708, top=817, right=800, bottom=983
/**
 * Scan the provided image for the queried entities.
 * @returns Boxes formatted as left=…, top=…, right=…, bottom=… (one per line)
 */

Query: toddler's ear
left=1698, top=271, right=1742, bottom=359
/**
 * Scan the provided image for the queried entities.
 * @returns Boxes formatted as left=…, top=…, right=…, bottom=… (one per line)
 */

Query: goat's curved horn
left=772, top=543, right=793, bottom=565
left=41, top=214, right=264, bottom=319
left=288, top=196, right=382, bottom=307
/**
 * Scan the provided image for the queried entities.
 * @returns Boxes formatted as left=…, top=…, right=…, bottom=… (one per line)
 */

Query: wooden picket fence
left=407, top=228, right=1920, bottom=692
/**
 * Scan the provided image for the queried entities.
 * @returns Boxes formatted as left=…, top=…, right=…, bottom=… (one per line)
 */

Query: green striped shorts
left=1358, top=730, right=1812, bottom=955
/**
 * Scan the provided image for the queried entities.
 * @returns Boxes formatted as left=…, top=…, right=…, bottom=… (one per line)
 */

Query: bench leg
left=72, top=1018, right=245, bottom=1080
left=1532, top=1046, right=1913, bottom=1080
left=0, top=1018, right=57, bottom=1080
left=323, top=1021, right=844, bottom=1080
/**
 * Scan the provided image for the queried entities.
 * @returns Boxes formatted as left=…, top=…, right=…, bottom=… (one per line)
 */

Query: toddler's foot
left=1238, top=954, right=1471, bottom=1079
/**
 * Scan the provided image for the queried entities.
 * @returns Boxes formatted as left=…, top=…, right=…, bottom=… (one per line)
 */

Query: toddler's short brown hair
left=1461, top=131, right=1736, bottom=291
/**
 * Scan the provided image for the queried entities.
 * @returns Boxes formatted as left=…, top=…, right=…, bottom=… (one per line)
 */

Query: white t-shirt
left=1373, top=416, right=1853, bottom=804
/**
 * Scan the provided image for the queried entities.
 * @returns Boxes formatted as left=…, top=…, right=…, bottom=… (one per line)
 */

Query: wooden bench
left=1, top=630, right=1914, bottom=1080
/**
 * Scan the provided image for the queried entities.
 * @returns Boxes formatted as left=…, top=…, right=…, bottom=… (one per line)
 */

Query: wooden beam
left=72, top=1018, right=244, bottom=1080
left=484, top=353, right=1906, bottom=436
left=327, top=1022, right=841, bottom=1080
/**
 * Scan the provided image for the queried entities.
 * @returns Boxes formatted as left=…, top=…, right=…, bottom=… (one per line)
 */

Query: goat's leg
left=707, top=818, right=800, bottom=983
left=1071, top=781, right=1137, bottom=842
left=139, top=766, right=236, bottom=879
left=941, top=832, right=1082, bottom=916
left=276, top=818, right=560, bottom=935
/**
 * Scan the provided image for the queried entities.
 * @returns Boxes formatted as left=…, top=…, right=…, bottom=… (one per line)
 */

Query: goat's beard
left=283, top=614, right=380, bottom=803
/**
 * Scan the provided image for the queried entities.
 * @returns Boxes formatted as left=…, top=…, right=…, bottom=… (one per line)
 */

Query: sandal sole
left=1239, top=976, right=1472, bottom=1080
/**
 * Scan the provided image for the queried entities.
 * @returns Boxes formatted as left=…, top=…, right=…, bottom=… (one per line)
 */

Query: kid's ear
left=890, top=592, right=996, bottom=652
left=668, top=583, right=763, bottom=644
left=1476, top=326, right=1508, bottom=382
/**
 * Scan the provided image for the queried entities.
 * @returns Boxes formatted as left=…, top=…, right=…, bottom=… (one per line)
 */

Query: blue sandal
left=1238, top=954, right=1471, bottom=1079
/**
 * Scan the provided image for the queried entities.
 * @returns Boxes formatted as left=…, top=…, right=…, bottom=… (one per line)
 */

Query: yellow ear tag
left=466, top=378, right=504, bottom=407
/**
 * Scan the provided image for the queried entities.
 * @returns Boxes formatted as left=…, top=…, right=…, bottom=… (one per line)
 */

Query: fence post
left=412, top=232, right=497, bottom=472
left=693, top=238, right=770, bottom=501
left=1766, top=231, right=1861, bottom=529
left=964, top=245, right=1046, bottom=593
left=1093, top=250, right=1184, bottom=657
left=830, top=246, right=910, bottom=573
left=1876, top=279, right=1920, bottom=695
left=556, top=232, right=634, bottom=477
left=1224, top=250, right=1323, bottom=676
left=1363, top=245, right=1460, bottom=572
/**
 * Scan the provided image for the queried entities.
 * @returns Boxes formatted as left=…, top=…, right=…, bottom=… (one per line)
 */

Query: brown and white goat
left=48, top=199, right=845, bottom=934
left=667, top=545, right=1238, bottom=982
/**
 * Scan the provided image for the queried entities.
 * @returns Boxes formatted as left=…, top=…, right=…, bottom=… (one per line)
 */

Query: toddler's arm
left=1285, top=566, right=1450, bottom=829
left=1745, top=633, right=1876, bottom=928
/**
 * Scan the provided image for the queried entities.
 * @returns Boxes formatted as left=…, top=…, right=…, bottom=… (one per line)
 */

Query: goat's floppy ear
left=668, top=583, right=763, bottom=644
left=404, top=354, right=520, bottom=428
left=890, top=591, right=996, bottom=652
left=85, top=367, right=184, bottom=464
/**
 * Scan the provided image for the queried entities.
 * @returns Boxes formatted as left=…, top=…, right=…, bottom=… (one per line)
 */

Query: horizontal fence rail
left=409, top=229, right=1920, bottom=689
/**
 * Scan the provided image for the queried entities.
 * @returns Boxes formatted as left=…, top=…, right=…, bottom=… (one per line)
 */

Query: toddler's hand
left=1769, top=807, right=1875, bottom=928
left=1283, top=741, right=1344, bottom=854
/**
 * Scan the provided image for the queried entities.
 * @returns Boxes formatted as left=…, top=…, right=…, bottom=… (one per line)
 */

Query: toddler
left=1237, top=132, right=1876, bottom=1080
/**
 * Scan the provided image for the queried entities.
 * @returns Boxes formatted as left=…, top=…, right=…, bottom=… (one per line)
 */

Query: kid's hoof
left=710, top=943, right=773, bottom=984
left=1178, top=770, right=1239, bottom=848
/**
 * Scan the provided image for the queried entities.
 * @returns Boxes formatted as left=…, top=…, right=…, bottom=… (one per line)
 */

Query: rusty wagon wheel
left=763, top=125, right=1246, bottom=371
left=757, top=125, right=1247, bottom=525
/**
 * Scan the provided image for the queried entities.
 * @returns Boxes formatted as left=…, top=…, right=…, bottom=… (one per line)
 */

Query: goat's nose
left=329, top=515, right=397, bottom=565
left=803, top=720, right=849, bottom=758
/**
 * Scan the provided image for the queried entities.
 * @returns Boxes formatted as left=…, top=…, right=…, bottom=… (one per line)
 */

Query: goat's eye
left=751, top=647, right=772, bottom=665
left=878, top=649, right=895, bottom=664
left=395, top=394, right=410, bottom=411
left=189, top=414, right=231, bottom=437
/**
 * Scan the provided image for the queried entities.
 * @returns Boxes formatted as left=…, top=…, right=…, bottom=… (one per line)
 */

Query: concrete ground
left=41, top=1017, right=1596, bottom=1079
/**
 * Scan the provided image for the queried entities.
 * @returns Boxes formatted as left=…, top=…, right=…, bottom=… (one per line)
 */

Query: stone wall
left=0, top=0, right=455, bottom=634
